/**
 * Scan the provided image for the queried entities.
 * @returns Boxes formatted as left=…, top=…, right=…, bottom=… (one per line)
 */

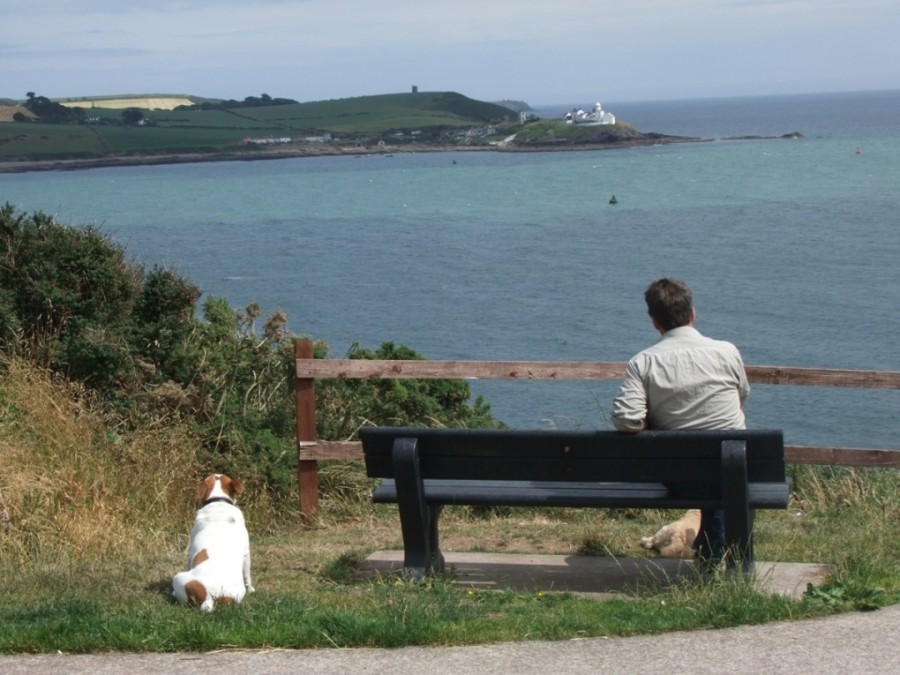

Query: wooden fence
left=293, top=339, right=899, bottom=518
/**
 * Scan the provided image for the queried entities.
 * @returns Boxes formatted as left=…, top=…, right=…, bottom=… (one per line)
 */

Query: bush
left=0, top=205, right=500, bottom=505
left=317, top=341, right=500, bottom=440
left=0, top=204, right=139, bottom=387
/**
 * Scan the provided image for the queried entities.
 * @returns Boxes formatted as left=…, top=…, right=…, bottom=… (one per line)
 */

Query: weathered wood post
left=294, top=339, right=318, bottom=520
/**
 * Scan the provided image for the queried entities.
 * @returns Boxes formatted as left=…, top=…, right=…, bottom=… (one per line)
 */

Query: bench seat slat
left=367, top=458, right=786, bottom=483
left=362, top=428, right=786, bottom=458
left=373, top=478, right=790, bottom=509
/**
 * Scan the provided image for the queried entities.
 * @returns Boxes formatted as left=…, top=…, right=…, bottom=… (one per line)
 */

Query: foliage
left=0, top=204, right=140, bottom=389
left=512, top=120, right=643, bottom=147
left=0, top=356, right=201, bottom=564
left=0, top=91, right=519, bottom=160
left=0, top=205, right=499, bottom=504
left=1, top=353, right=897, bottom=652
left=177, top=93, right=299, bottom=111
left=0, top=286, right=20, bottom=350
left=316, top=341, right=502, bottom=441
left=0, top=569, right=815, bottom=653
left=129, top=265, right=201, bottom=385
left=0, top=123, right=110, bottom=159
left=23, top=92, right=84, bottom=124
left=121, top=107, right=145, bottom=126
left=0, top=205, right=895, bottom=652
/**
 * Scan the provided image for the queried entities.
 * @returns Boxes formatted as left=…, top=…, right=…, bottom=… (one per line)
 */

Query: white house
left=564, top=102, right=616, bottom=125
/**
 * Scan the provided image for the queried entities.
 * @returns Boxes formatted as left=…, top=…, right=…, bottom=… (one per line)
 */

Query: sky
left=4, top=0, right=899, bottom=106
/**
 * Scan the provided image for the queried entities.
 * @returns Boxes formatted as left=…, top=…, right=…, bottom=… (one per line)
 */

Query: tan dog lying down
left=640, top=509, right=701, bottom=559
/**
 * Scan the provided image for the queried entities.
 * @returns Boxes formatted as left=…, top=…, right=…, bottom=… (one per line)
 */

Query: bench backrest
left=360, top=427, right=786, bottom=485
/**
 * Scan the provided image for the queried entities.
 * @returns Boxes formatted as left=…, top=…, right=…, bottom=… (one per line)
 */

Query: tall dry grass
left=2, top=354, right=897, bottom=605
left=0, top=357, right=201, bottom=564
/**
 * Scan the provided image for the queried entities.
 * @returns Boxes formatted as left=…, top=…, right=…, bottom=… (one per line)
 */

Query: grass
left=0, top=91, right=518, bottom=160
left=0, top=560, right=807, bottom=652
left=513, top=120, right=643, bottom=146
left=0, top=124, right=265, bottom=160
left=0, top=124, right=109, bottom=159
left=1, top=357, right=897, bottom=653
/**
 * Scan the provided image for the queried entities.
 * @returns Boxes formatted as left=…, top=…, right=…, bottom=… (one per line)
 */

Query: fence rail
left=293, top=340, right=899, bottom=518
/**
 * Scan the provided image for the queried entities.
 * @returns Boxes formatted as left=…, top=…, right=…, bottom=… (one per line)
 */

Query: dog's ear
left=228, top=479, right=244, bottom=498
left=195, top=475, right=214, bottom=503
left=219, top=476, right=243, bottom=499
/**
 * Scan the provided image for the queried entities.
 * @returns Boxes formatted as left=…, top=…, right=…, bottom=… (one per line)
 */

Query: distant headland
left=0, top=91, right=800, bottom=174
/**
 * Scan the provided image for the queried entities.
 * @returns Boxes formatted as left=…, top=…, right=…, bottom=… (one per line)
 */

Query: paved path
left=2, top=603, right=898, bottom=674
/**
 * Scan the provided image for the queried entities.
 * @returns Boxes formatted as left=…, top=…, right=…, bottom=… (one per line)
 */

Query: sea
left=2, top=89, right=899, bottom=450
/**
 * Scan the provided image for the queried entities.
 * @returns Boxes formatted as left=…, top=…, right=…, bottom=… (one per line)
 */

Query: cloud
left=3, top=0, right=899, bottom=103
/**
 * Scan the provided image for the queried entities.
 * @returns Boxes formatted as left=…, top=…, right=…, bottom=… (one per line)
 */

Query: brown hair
left=644, top=278, right=693, bottom=331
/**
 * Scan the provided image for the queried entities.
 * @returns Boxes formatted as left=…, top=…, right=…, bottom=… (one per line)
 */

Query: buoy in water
left=609, top=195, right=618, bottom=205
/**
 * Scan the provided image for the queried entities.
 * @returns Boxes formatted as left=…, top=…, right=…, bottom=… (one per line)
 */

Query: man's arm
left=612, top=359, right=648, bottom=433
left=616, top=418, right=646, bottom=433
left=735, top=351, right=750, bottom=407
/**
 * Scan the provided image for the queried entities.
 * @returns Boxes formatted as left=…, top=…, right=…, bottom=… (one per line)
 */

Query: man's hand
left=614, top=418, right=647, bottom=433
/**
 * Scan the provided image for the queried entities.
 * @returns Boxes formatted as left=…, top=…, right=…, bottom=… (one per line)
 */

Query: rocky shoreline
left=0, top=134, right=708, bottom=174
left=1, top=131, right=804, bottom=174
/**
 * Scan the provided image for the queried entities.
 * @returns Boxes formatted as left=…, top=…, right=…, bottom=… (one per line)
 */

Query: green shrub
left=317, top=341, right=500, bottom=441
left=0, top=205, right=501, bottom=506
left=0, top=204, right=139, bottom=386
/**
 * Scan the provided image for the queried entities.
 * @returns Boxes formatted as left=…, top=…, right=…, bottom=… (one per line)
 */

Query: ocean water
left=3, top=90, right=899, bottom=449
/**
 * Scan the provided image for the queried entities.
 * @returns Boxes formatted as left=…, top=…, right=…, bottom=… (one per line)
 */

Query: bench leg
left=721, top=440, right=754, bottom=578
left=427, top=504, right=445, bottom=573
left=392, top=437, right=445, bottom=578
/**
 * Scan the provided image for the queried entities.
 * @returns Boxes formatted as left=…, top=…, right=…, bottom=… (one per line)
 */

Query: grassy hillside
left=266, top=91, right=518, bottom=132
left=515, top=119, right=642, bottom=145
left=0, top=91, right=518, bottom=161
left=1, top=354, right=897, bottom=652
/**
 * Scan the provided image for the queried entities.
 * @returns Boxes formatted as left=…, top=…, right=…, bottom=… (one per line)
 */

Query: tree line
left=175, top=93, right=298, bottom=111
left=19, top=92, right=147, bottom=126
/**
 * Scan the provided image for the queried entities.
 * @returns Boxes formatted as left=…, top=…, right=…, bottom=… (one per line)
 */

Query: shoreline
left=0, top=135, right=707, bottom=174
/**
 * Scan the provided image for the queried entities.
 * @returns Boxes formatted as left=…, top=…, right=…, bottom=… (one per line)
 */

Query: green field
left=0, top=91, right=519, bottom=161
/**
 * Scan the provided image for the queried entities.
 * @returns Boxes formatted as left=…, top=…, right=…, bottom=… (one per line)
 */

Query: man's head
left=644, top=278, right=695, bottom=332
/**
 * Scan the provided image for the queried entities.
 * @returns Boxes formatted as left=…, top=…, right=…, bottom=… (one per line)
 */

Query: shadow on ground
left=360, top=551, right=831, bottom=600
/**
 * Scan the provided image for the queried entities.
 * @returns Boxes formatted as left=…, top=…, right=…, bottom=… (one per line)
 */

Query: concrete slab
left=360, top=550, right=831, bottom=600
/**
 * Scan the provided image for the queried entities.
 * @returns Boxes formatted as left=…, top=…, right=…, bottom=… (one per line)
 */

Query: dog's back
left=172, top=474, right=254, bottom=612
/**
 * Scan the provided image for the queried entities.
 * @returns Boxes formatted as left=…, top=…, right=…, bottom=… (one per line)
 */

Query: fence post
left=295, top=339, right=318, bottom=520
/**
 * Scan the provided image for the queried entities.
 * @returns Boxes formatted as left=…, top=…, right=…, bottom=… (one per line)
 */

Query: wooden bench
left=360, top=427, right=790, bottom=579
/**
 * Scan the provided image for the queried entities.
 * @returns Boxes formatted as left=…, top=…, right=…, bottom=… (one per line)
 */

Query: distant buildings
left=564, top=102, right=616, bottom=125
left=242, top=133, right=332, bottom=145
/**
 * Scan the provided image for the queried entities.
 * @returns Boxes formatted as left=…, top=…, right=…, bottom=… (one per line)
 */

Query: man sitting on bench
left=612, top=278, right=751, bottom=570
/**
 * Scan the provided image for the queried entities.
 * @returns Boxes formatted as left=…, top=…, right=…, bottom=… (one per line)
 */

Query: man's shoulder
left=632, top=328, right=741, bottom=360
left=692, top=332, right=741, bottom=352
left=672, top=327, right=739, bottom=347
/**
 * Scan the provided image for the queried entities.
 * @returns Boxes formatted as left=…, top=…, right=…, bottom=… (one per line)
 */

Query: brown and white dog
left=640, top=509, right=701, bottom=559
left=172, top=474, right=255, bottom=612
